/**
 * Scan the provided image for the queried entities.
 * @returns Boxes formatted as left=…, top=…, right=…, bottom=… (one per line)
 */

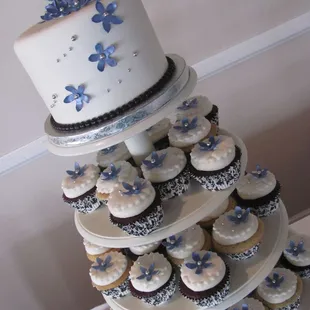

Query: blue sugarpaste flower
left=91, top=1, right=123, bottom=33
left=177, top=98, right=198, bottom=110
left=136, top=263, right=159, bottom=281
left=63, top=84, right=90, bottom=112
left=66, top=162, right=87, bottom=180
left=121, top=177, right=146, bottom=196
left=173, top=117, right=198, bottom=133
left=233, top=305, right=248, bottom=310
left=227, top=207, right=250, bottom=225
left=265, top=272, right=284, bottom=289
left=142, top=152, right=167, bottom=170
left=185, top=252, right=213, bottom=275
left=162, top=235, right=182, bottom=250
left=199, top=136, right=221, bottom=151
left=91, top=256, right=113, bottom=272
left=250, top=164, right=268, bottom=178
left=101, top=145, right=117, bottom=154
left=286, top=240, right=305, bottom=257
left=100, top=163, right=121, bottom=180
left=67, top=0, right=92, bottom=11
left=88, top=43, right=117, bottom=72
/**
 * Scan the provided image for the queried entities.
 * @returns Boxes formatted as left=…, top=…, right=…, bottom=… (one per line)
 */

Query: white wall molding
left=1, top=11, right=310, bottom=176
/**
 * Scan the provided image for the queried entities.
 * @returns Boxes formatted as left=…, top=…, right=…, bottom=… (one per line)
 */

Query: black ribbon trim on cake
left=51, top=57, right=176, bottom=133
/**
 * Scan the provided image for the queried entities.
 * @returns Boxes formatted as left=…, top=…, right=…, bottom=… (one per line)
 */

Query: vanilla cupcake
left=189, top=135, right=242, bottom=191
left=129, top=253, right=176, bottom=305
left=147, top=118, right=171, bottom=150
left=162, top=225, right=211, bottom=265
left=108, top=177, right=163, bottom=236
left=83, top=239, right=116, bottom=262
left=228, top=297, right=265, bottom=310
left=168, top=116, right=211, bottom=153
left=96, top=161, right=138, bottom=202
left=89, top=251, right=131, bottom=299
left=212, top=206, right=264, bottom=260
left=62, top=162, right=102, bottom=214
left=256, top=268, right=302, bottom=310
left=179, top=251, right=230, bottom=308
left=234, top=165, right=281, bottom=218
left=141, top=147, right=190, bottom=201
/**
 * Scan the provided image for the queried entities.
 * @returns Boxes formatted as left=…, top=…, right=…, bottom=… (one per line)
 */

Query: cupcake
left=62, top=162, right=102, bottom=214
left=163, top=225, right=212, bottom=265
left=228, top=297, right=266, bottom=310
left=89, top=251, right=131, bottom=299
left=108, top=177, right=164, bottom=236
left=147, top=118, right=171, bottom=150
left=256, top=268, right=302, bottom=310
left=280, top=232, right=310, bottom=279
left=179, top=251, right=230, bottom=308
left=212, top=206, right=264, bottom=260
left=83, top=239, right=117, bottom=262
left=189, top=135, right=242, bottom=191
left=168, top=116, right=211, bottom=153
left=129, top=252, right=176, bottom=305
left=234, top=165, right=281, bottom=218
left=96, top=161, right=138, bottom=202
left=141, top=147, right=190, bottom=201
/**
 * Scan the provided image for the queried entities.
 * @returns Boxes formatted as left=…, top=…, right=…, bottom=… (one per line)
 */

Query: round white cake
left=129, top=241, right=161, bottom=256
left=147, top=118, right=171, bottom=143
left=84, top=239, right=111, bottom=256
left=96, top=143, right=131, bottom=168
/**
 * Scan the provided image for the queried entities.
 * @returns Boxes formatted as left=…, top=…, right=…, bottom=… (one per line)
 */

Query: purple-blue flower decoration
left=121, top=177, right=146, bottom=196
left=137, top=263, right=159, bottom=281
left=233, top=305, right=248, bottom=310
left=199, top=136, right=221, bottom=151
left=185, top=252, right=213, bottom=275
left=173, top=117, right=198, bottom=133
left=66, top=162, right=87, bottom=180
left=227, top=207, right=250, bottom=225
left=177, top=98, right=198, bottom=110
left=286, top=240, right=305, bottom=257
left=101, top=145, right=117, bottom=155
left=91, top=256, right=113, bottom=272
left=251, top=164, right=268, bottom=178
left=142, top=152, right=167, bottom=170
left=88, top=43, right=117, bottom=72
left=91, top=1, right=123, bottom=33
left=64, top=85, right=90, bottom=112
left=265, top=273, right=284, bottom=289
left=67, top=0, right=92, bottom=11
left=162, top=235, right=182, bottom=250
left=101, top=163, right=121, bottom=180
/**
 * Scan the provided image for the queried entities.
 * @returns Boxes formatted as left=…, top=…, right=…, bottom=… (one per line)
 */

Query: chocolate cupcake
left=141, top=147, right=190, bottom=201
left=83, top=239, right=117, bottom=262
left=228, top=297, right=266, bottom=310
left=179, top=251, right=230, bottom=308
left=129, top=252, right=176, bottom=306
left=62, top=162, right=102, bottom=214
left=189, top=135, right=242, bottom=191
left=234, top=165, right=281, bottom=218
left=108, top=177, right=164, bottom=236
left=147, top=118, right=171, bottom=150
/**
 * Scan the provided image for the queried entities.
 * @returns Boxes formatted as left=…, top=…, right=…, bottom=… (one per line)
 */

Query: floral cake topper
left=101, top=145, right=117, bottom=155
left=227, top=207, right=250, bottom=225
left=286, top=240, right=305, bottom=257
left=64, top=84, right=90, bottom=112
left=199, top=136, right=221, bottom=151
left=66, top=162, right=87, bottom=180
left=121, top=177, right=147, bottom=196
left=88, top=43, right=117, bottom=72
left=250, top=164, right=268, bottom=178
left=185, top=252, right=213, bottom=275
left=137, top=263, right=159, bottom=282
left=173, top=117, right=198, bottom=133
left=162, top=235, right=182, bottom=250
left=265, top=272, right=284, bottom=289
left=100, top=163, right=121, bottom=180
left=142, top=151, right=167, bottom=170
left=91, top=256, right=113, bottom=272
left=177, top=98, right=198, bottom=110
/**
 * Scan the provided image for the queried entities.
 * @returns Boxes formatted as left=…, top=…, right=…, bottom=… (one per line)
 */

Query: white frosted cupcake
left=89, top=251, right=131, bottom=299
left=62, top=162, right=102, bottom=214
left=147, top=118, right=171, bottom=150
left=256, top=268, right=302, bottom=310
left=162, top=225, right=211, bottom=265
left=141, top=147, right=190, bottom=201
left=129, top=252, right=176, bottom=306
left=108, top=177, right=163, bottom=236
left=83, top=239, right=117, bottom=262
left=234, top=165, right=281, bottom=218
left=189, top=135, right=242, bottom=191
left=212, top=207, right=264, bottom=260
left=179, top=251, right=230, bottom=308
left=228, top=297, right=265, bottom=310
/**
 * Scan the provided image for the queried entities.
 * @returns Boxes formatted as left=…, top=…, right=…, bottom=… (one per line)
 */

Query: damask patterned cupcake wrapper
left=101, top=277, right=131, bottom=299
left=270, top=297, right=301, bottom=310
left=279, top=254, right=310, bottom=279
left=205, top=104, right=219, bottom=126
left=226, top=243, right=261, bottom=261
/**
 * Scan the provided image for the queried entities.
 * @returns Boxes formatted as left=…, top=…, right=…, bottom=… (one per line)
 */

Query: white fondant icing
left=130, top=253, right=172, bottom=292
left=83, top=239, right=110, bottom=256
left=141, top=147, right=187, bottom=183
left=166, top=225, right=205, bottom=260
left=201, top=198, right=229, bottom=221
left=89, top=251, right=128, bottom=286
left=213, top=210, right=258, bottom=246
left=228, top=297, right=265, bottom=310
left=147, top=118, right=171, bottom=143
left=108, top=178, right=155, bottom=218
left=96, top=143, right=131, bottom=168
left=190, top=135, right=236, bottom=171
left=168, top=116, right=211, bottom=148
left=257, top=268, right=297, bottom=304
left=284, top=233, right=310, bottom=267
left=236, top=171, right=277, bottom=200
left=96, top=161, right=138, bottom=194
left=180, top=251, right=226, bottom=292
left=14, top=0, right=168, bottom=125
left=129, top=241, right=161, bottom=256
left=62, top=164, right=100, bottom=198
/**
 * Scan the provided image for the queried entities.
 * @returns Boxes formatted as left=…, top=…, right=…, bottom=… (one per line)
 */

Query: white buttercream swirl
left=201, top=198, right=229, bottom=221
left=228, top=297, right=265, bottom=310
left=130, top=241, right=161, bottom=256
left=147, top=118, right=171, bottom=143
left=83, top=239, right=110, bottom=256
left=96, top=143, right=131, bottom=168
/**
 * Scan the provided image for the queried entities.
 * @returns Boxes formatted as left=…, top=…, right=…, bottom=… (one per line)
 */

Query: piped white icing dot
left=147, top=118, right=171, bottom=143
left=228, top=297, right=265, bottom=310
left=130, top=241, right=161, bottom=256
left=96, top=143, right=131, bottom=168
left=83, top=239, right=110, bottom=256
left=201, top=198, right=229, bottom=221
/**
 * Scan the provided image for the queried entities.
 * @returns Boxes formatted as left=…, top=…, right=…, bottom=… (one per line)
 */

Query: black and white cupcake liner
left=101, top=277, right=131, bottom=299
left=275, top=297, right=301, bottom=310
left=122, top=245, right=167, bottom=262
left=153, top=135, right=170, bottom=151
left=129, top=270, right=177, bottom=306
left=226, top=243, right=261, bottom=261
left=189, top=146, right=242, bottom=191
left=205, top=104, right=219, bottom=126
left=280, top=255, right=310, bottom=279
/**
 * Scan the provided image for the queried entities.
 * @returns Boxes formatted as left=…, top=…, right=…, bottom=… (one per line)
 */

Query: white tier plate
left=105, top=201, right=289, bottom=310
left=75, top=129, right=248, bottom=247
left=300, top=279, right=310, bottom=310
